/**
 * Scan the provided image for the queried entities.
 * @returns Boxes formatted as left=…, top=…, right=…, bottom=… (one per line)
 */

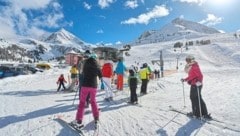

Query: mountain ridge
left=132, top=18, right=221, bottom=45
left=0, top=18, right=235, bottom=62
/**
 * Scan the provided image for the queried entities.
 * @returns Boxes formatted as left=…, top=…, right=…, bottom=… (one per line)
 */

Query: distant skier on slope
left=181, top=55, right=211, bottom=119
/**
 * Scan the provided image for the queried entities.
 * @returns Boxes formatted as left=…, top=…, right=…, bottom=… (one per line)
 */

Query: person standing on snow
left=56, top=74, right=67, bottom=92
left=78, top=50, right=91, bottom=107
left=73, top=53, right=102, bottom=127
left=181, top=55, right=211, bottom=119
left=139, top=63, right=150, bottom=95
left=127, top=69, right=139, bottom=104
left=101, top=59, right=114, bottom=101
left=115, top=58, right=127, bottom=91
left=70, top=65, right=79, bottom=81
left=69, top=65, right=79, bottom=91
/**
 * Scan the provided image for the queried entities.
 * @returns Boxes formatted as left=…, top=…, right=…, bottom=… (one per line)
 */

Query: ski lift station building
left=93, top=47, right=119, bottom=62
left=65, top=50, right=83, bottom=66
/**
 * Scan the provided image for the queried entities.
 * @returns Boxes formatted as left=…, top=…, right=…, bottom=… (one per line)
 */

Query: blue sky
left=0, top=0, right=240, bottom=45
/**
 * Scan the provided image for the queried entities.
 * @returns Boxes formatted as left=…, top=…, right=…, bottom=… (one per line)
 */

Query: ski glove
left=180, top=78, right=185, bottom=82
left=196, top=81, right=202, bottom=86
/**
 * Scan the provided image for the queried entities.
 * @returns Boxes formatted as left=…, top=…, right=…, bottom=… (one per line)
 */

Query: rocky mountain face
left=44, top=28, right=84, bottom=45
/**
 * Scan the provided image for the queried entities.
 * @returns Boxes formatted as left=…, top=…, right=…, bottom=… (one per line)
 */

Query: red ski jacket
left=102, top=63, right=113, bottom=78
left=57, top=76, right=67, bottom=83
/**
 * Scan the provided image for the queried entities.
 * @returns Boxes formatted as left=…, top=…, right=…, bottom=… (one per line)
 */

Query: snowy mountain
left=0, top=29, right=93, bottom=62
left=0, top=18, right=237, bottom=62
left=44, top=28, right=84, bottom=45
left=133, top=18, right=221, bottom=45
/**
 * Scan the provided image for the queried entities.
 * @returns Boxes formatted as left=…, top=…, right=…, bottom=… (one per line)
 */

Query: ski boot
left=104, top=98, right=110, bottom=102
left=69, top=120, right=84, bottom=130
left=94, top=117, right=99, bottom=130
left=186, top=112, right=194, bottom=117
left=203, top=113, right=212, bottom=120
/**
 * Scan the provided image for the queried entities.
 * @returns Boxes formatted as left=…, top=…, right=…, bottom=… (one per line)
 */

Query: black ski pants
left=57, top=82, right=66, bottom=91
left=190, top=85, right=208, bottom=117
left=141, top=79, right=148, bottom=94
left=130, top=86, right=138, bottom=102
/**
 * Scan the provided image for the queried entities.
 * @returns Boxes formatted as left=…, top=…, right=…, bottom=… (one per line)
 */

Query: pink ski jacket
left=184, top=61, right=203, bottom=85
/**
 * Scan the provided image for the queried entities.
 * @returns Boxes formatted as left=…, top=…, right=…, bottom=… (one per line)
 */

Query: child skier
left=127, top=69, right=139, bottom=104
left=56, top=74, right=67, bottom=92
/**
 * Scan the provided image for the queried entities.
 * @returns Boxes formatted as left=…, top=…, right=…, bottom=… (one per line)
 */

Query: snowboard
left=55, top=117, right=84, bottom=136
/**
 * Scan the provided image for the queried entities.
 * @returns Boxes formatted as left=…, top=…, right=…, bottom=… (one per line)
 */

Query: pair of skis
left=169, top=106, right=240, bottom=133
left=55, top=117, right=84, bottom=136
left=55, top=117, right=100, bottom=136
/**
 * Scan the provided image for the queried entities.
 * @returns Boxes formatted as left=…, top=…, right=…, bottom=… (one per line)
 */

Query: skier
left=156, top=70, right=160, bottom=78
left=115, top=58, right=127, bottom=91
left=127, top=68, right=139, bottom=104
left=73, top=52, right=102, bottom=128
left=181, top=55, right=211, bottom=119
left=69, top=65, right=79, bottom=91
left=139, top=63, right=150, bottom=95
left=56, top=74, right=67, bottom=92
left=101, top=59, right=114, bottom=101
left=78, top=50, right=91, bottom=108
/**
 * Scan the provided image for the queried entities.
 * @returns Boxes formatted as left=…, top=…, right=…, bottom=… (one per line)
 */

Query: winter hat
left=186, top=55, right=195, bottom=61
left=129, top=69, right=135, bottom=76
left=143, top=63, right=148, bottom=68
left=85, top=50, right=91, bottom=54
left=84, top=50, right=91, bottom=58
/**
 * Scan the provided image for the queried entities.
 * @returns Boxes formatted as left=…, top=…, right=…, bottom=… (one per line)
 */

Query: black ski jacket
left=82, top=58, right=102, bottom=88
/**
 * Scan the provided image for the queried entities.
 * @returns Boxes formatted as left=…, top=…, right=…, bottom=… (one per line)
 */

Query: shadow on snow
left=0, top=104, right=76, bottom=129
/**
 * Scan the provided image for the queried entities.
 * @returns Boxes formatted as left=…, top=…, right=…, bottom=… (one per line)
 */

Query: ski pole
left=197, top=86, right=203, bottom=120
left=182, top=82, right=186, bottom=107
left=72, top=85, right=79, bottom=105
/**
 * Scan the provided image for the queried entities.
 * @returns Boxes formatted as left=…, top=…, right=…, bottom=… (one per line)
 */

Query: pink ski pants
left=76, top=86, right=99, bottom=121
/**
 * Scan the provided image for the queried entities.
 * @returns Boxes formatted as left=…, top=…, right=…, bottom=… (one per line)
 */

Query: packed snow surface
left=1, top=40, right=240, bottom=136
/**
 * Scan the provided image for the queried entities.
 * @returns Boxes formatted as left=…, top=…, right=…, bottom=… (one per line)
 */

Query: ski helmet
left=90, top=53, right=98, bottom=59
left=143, top=63, right=148, bottom=68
